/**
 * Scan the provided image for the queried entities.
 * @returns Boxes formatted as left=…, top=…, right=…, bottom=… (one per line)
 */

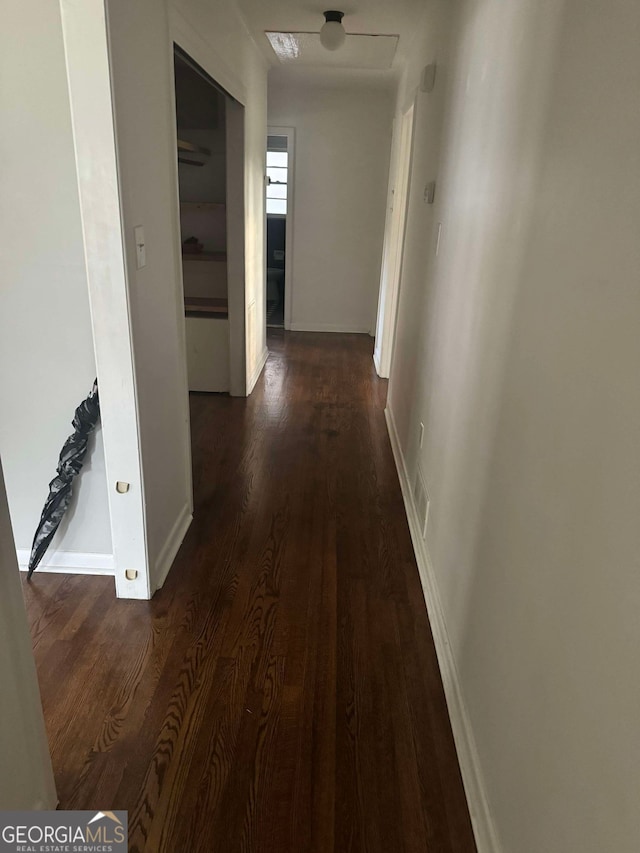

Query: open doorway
left=174, top=47, right=240, bottom=393
left=266, top=127, right=294, bottom=329
left=175, top=48, right=229, bottom=392
left=373, top=99, right=416, bottom=378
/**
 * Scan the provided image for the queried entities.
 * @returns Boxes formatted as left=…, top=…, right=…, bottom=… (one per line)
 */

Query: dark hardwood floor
left=22, top=331, right=476, bottom=853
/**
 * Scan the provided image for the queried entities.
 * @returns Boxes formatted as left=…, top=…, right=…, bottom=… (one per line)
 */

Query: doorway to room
left=173, top=46, right=248, bottom=396
left=265, top=127, right=294, bottom=329
left=174, top=47, right=230, bottom=392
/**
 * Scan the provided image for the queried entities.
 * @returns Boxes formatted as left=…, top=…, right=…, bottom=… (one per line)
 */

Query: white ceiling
left=237, top=0, right=427, bottom=75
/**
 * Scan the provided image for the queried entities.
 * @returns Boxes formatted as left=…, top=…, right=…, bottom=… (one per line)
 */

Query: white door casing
left=374, top=100, right=416, bottom=379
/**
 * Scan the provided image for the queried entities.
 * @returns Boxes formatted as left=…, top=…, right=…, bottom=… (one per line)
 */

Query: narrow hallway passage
left=22, top=331, right=475, bottom=852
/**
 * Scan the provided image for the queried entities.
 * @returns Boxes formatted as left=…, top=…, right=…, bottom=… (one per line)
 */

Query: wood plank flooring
left=22, top=331, right=476, bottom=853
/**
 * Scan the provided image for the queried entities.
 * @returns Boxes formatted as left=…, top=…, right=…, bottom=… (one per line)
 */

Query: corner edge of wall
left=247, top=346, right=269, bottom=396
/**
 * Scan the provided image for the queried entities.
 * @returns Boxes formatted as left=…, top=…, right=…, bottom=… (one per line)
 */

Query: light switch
left=134, top=225, right=146, bottom=269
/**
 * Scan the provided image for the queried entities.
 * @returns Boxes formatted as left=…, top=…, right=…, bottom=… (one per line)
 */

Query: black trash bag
left=27, top=380, right=100, bottom=579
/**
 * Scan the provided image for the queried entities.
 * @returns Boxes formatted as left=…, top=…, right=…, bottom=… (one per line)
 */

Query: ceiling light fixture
left=320, top=10, right=346, bottom=51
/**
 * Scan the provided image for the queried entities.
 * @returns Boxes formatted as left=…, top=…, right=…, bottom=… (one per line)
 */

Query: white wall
left=102, top=0, right=267, bottom=587
left=2, top=0, right=266, bottom=595
left=0, top=0, right=112, bottom=568
left=387, top=0, right=640, bottom=850
left=105, top=0, right=197, bottom=587
left=268, top=72, right=394, bottom=334
left=0, top=459, right=56, bottom=809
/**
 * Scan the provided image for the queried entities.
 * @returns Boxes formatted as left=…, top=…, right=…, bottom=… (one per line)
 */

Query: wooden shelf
left=182, top=251, right=227, bottom=263
left=180, top=201, right=226, bottom=210
left=184, top=297, right=228, bottom=318
left=178, top=139, right=211, bottom=156
left=177, top=139, right=211, bottom=167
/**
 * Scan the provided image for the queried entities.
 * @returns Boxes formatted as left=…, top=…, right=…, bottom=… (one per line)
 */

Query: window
left=266, top=148, right=288, bottom=215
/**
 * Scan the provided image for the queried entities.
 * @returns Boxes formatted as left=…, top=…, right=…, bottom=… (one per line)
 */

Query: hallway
left=22, top=331, right=475, bottom=852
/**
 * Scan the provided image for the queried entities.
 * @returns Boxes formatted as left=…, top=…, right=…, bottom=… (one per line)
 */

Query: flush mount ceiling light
left=264, top=23, right=399, bottom=69
left=320, top=10, right=346, bottom=51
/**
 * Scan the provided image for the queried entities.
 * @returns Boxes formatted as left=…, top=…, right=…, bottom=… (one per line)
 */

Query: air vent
left=413, top=467, right=430, bottom=539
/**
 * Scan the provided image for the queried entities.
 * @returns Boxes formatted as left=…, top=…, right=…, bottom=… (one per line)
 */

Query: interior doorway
left=373, top=99, right=416, bottom=378
left=265, top=127, right=294, bottom=330
left=175, top=48, right=228, bottom=392
left=174, top=47, right=245, bottom=394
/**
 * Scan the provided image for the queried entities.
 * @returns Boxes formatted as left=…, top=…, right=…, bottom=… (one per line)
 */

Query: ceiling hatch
left=265, top=32, right=398, bottom=70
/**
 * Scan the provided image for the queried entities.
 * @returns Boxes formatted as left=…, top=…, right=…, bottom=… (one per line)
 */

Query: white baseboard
left=154, top=501, right=193, bottom=591
left=289, top=322, right=371, bottom=334
left=247, top=346, right=269, bottom=394
left=384, top=405, right=501, bottom=853
left=17, top=549, right=115, bottom=576
left=373, top=349, right=386, bottom=377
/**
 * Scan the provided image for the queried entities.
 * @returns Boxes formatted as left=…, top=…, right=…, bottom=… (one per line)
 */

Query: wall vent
left=413, top=467, right=430, bottom=539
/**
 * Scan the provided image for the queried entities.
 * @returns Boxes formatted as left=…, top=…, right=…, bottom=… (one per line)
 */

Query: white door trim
left=374, top=98, right=417, bottom=378
left=226, top=98, right=248, bottom=396
left=166, top=42, right=194, bottom=518
left=60, top=0, right=151, bottom=599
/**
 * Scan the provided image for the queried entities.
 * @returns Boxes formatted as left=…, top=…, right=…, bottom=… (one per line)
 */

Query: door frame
left=171, top=43, right=247, bottom=398
left=60, top=0, right=151, bottom=599
left=373, top=98, right=416, bottom=378
left=266, top=126, right=295, bottom=331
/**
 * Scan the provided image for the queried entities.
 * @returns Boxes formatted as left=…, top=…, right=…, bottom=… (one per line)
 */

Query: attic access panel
left=265, top=32, right=398, bottom=69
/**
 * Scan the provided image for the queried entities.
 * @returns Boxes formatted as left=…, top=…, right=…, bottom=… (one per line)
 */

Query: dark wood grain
left=22, top=330, right=476, bottom=853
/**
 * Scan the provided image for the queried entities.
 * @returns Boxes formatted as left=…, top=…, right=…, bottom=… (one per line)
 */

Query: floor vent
left=414, top=467, right=430, bottom=539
